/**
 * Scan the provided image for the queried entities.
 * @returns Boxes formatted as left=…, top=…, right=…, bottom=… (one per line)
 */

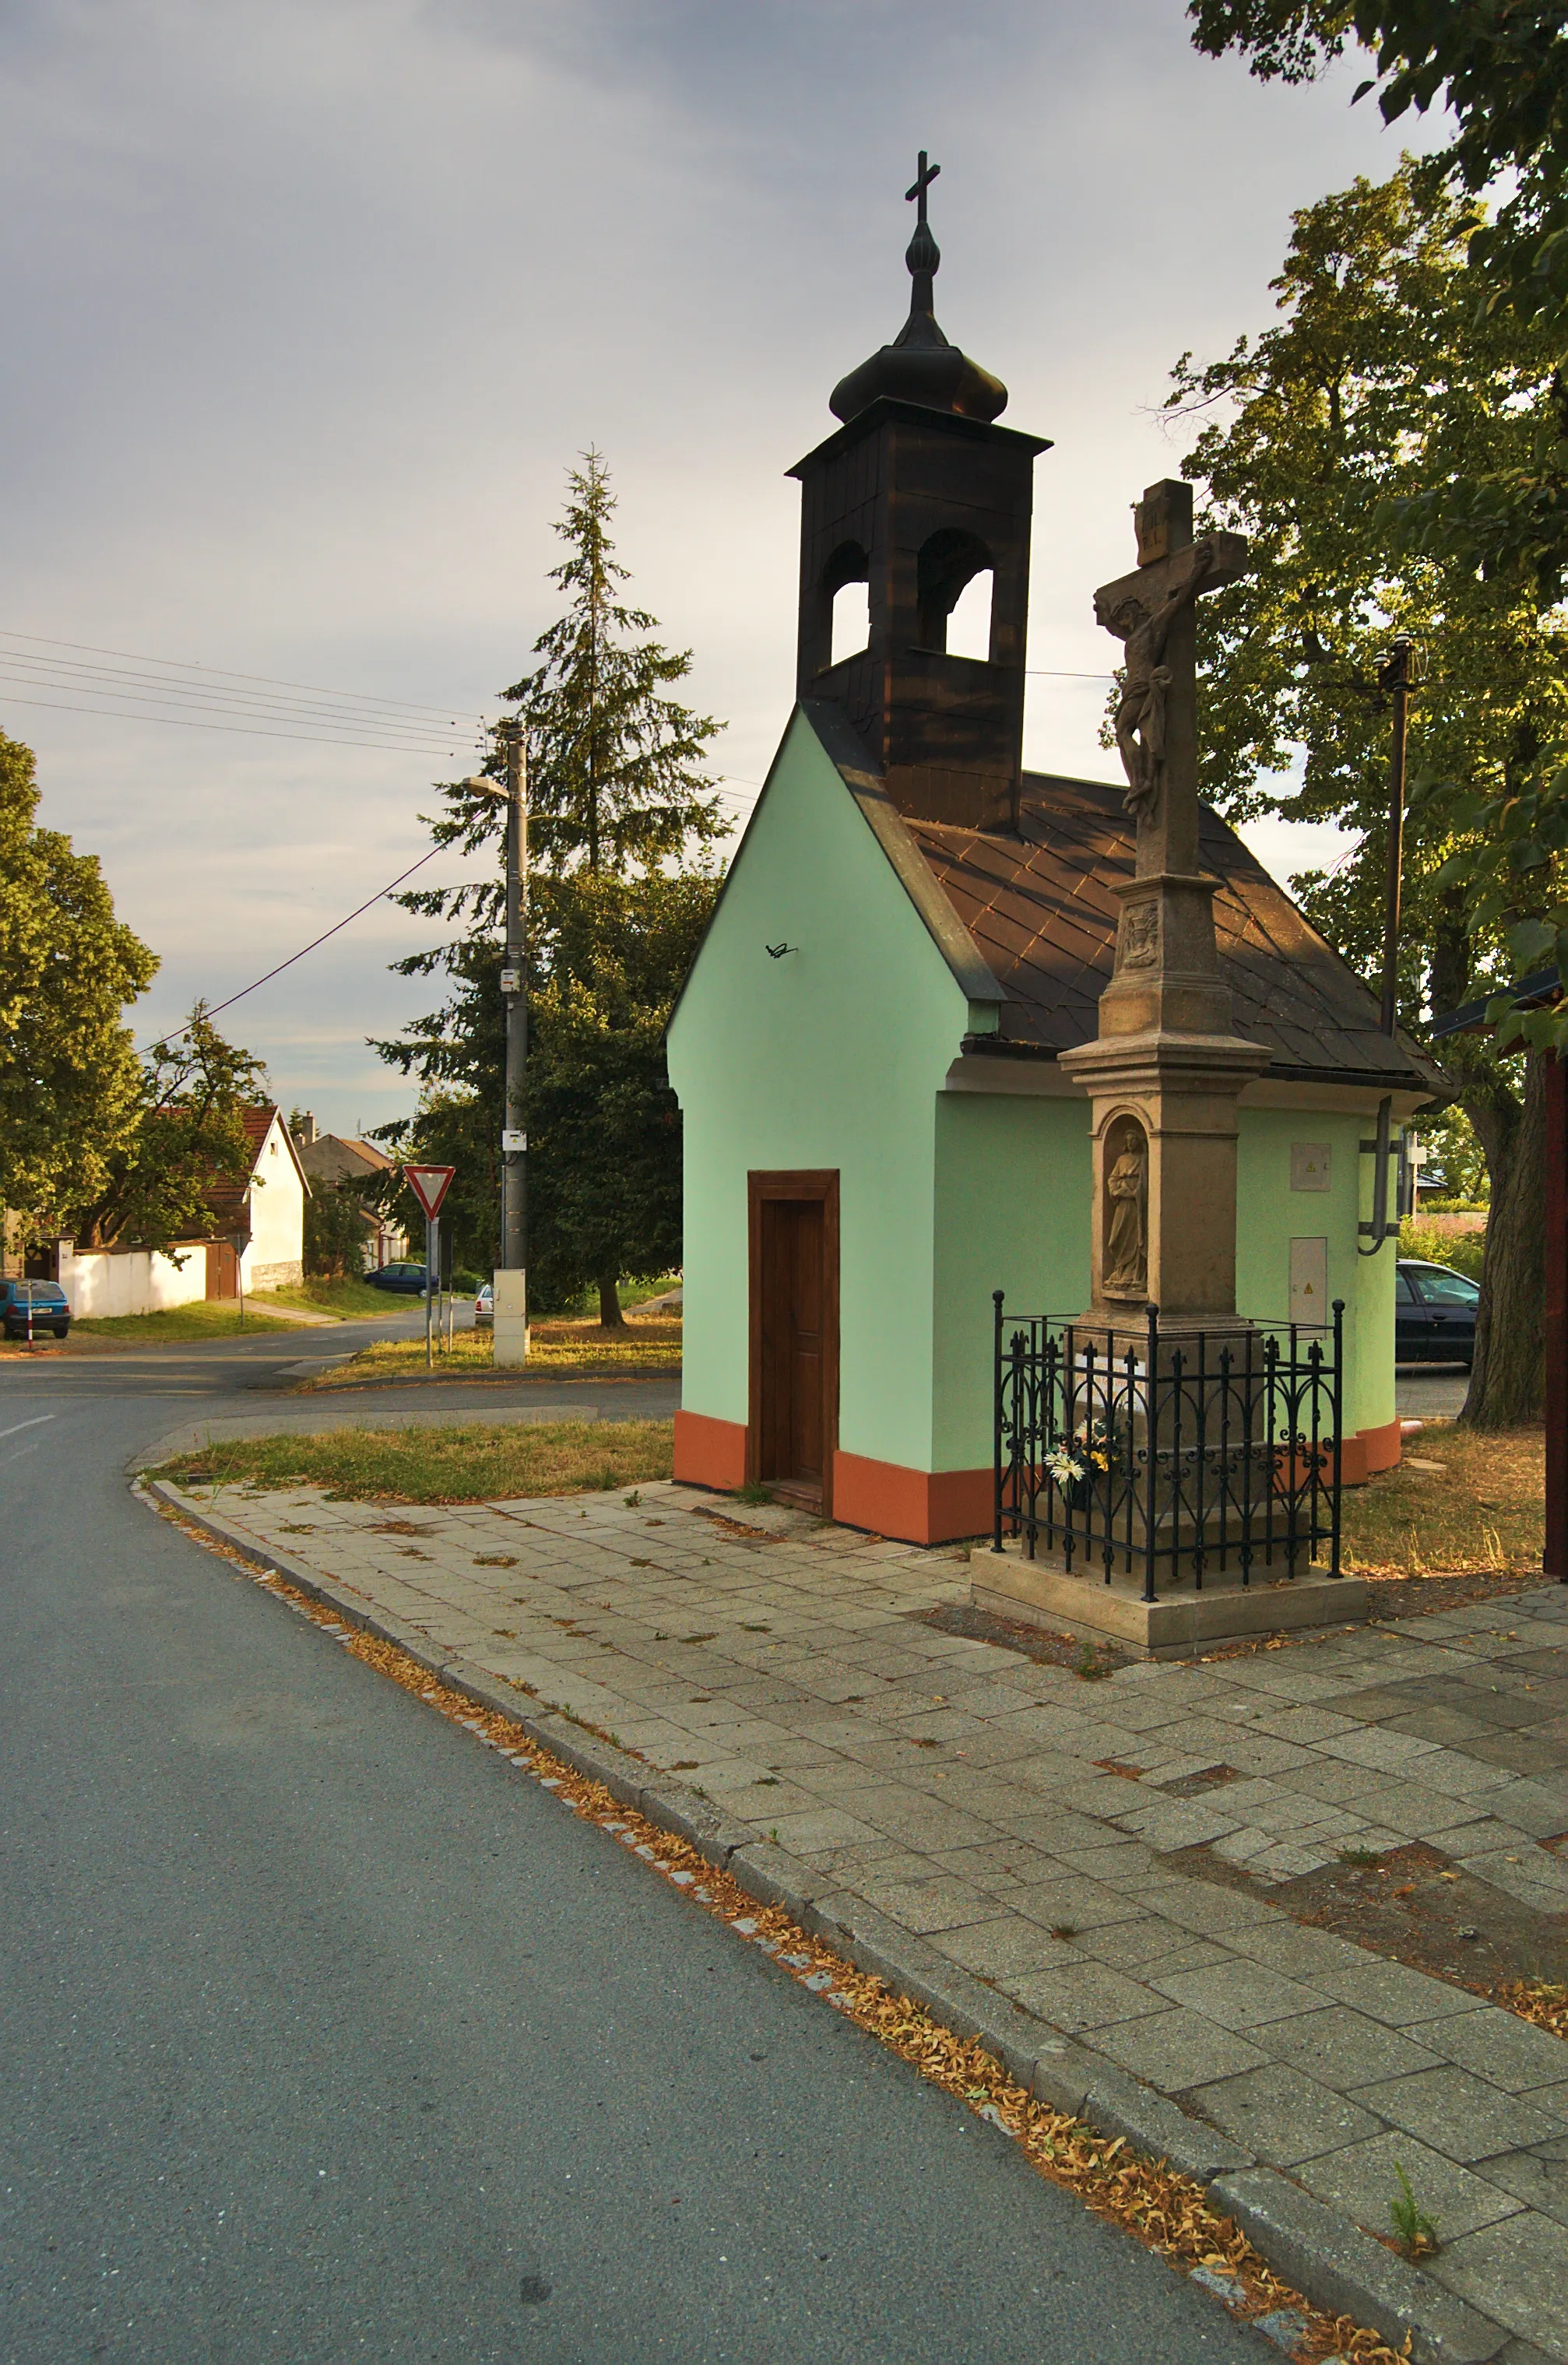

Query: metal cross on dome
left=905, top=150, right=940, bottom=222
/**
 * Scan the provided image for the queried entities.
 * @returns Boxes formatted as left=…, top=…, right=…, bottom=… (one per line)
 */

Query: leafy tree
left=378, top=452, right=726, bottom=1323
left=1164, top=163, right=1567, bottom=1422
left=0, top=731, right=156, bottom=1246
left=1187, top=2, right=1568, bottom=357
left=68, top=1005, right=269, bottom=1256
left=303, top=1179, right=372, bottom=1279
left=1187, top=5, right=1568, bottom=1038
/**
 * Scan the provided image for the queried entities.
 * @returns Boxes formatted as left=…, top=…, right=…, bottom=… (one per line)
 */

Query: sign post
left=403, top=1167, right=456, bottom=1373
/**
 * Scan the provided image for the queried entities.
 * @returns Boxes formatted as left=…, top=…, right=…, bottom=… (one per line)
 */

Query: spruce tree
left=378, top=452, right=726, bottom=1324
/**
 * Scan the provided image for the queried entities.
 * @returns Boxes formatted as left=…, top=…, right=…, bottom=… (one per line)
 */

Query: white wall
left=62, top=1242, right=208, bottom=1317
left=241, top=1112, right=306, bottom=1288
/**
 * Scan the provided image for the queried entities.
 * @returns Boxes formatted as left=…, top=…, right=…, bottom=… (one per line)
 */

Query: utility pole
left=1360, top=634, right=1415, bottom=1260
left=501, top=719, right=528, bottom=1283
left=462, top=722, right=529, bottom=1365
left=1377, top=635, right=1414, bottom=1039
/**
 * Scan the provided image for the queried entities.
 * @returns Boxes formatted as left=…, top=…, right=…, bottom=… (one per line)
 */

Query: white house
left=219, top=1104, right=309, bottom=1291
left=56, top=1102, right=309, bottom=1315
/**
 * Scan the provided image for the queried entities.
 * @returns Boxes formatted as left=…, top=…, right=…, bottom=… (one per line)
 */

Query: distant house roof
left=295, top=1133, right=397, bottom=1188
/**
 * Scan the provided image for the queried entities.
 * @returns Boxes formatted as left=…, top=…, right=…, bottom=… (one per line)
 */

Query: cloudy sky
left=2, top=0, right=1433, bottom=1138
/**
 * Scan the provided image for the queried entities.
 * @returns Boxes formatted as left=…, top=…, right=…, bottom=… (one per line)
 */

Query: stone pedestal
left=492, top=1267, right=529, bottom=1368
left=1060, top=873, right=1267, bottom=1335
left=973, top=1544, right=1366, bottom=1660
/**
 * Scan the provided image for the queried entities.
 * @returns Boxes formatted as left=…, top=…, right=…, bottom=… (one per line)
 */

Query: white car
left=474, top=1283, right=494, bottom=1330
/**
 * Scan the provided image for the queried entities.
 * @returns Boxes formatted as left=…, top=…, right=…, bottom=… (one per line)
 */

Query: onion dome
left=829, top=153, right=1007, bottom=426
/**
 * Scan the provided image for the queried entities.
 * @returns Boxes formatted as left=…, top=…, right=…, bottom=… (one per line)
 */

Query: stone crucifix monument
left=1060, top=480, right=1267, bottom=1332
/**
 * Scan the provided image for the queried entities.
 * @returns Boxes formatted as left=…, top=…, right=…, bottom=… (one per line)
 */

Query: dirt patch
left=1165, top=1836, right=1568, bottom=2001
left=913, top=1598, right=1132, bottom=1678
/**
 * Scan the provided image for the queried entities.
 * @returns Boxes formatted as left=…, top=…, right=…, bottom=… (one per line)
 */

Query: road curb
left=146, top=1477, right=1523, bottom=2365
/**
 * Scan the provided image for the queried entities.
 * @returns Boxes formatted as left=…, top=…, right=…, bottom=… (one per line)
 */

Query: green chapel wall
left=931, top=1092, right=1092, bottom=1473
left=666, top=708, right=969, bottom=1474
left=1235, top=1107, right=1395, bottom=1440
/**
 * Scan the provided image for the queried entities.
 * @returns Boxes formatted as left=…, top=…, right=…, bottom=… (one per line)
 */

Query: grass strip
left=142, top=1480, right=1416, bottom=2363
left=149, top=1417, right=674, bottom=1504
left=307, top=1315, right=682, bottom=1388
left=73, top=1302, right=318, bottom=1341
left=1340, top=1423, right=1542, bottom=1578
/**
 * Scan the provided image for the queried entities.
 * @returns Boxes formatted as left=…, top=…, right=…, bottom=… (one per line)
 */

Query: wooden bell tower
left=787, top=153, right=1050, bottom=833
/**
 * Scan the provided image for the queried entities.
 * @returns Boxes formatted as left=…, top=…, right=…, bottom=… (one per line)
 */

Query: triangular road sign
left=404, top=1164, right=455, bottom=1221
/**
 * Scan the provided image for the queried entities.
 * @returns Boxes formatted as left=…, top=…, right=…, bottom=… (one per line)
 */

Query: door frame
left=747, top=1170, right=839, bottom=1519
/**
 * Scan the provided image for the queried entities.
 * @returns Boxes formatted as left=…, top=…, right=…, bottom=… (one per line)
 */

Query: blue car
left=0, top=1279, right=71, bottom=1340
left=364, top=1261, right=429, bottom=1296
left=1395, top=1260, right=1479, bottom=1367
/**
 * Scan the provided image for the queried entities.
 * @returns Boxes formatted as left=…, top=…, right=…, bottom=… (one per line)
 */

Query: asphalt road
left=1, top=1331, right=1278, bottom=2361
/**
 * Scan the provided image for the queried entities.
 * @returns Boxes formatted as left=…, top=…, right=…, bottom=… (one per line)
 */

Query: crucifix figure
left=1093, top=482, right=1246, bottom=868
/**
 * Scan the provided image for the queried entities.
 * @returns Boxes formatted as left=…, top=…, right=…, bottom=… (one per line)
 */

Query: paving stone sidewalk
left=160, top=1474, right=1568, bottom=2359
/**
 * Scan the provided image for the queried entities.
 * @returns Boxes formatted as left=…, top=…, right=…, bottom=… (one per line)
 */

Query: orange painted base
left=831, top=1451, right=992, bottom=1544
left=673, top=1410, right=747, bottom=1492
left=671, top=1416, right=1399, bottom=1544
left=1340, top=1416, right=1402, bottom=1486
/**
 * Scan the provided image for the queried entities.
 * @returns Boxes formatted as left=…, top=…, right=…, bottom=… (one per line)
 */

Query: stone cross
left=1062, top=477, right=1264, bottom=1333
left=1093, top=480, right=1246, bottom=880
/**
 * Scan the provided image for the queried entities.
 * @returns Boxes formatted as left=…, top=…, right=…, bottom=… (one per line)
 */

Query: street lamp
left=459, top=717, right=528, bottom=1364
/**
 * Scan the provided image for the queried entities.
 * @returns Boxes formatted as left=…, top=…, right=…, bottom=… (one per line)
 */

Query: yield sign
left=404, top=1164, right=455, bottom=1221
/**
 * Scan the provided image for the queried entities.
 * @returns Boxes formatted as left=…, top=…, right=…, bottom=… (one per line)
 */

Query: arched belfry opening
left=786, top=152, right=1050, bottom=832
left=814, top=539, right=870, bottom=672
left=916, top=528, right=993, bottom=658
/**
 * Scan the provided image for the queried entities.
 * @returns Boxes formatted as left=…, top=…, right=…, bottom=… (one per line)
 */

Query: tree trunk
left=1461, top=1052, right=1545, bottom=1428
left=597, top=1274, right=626, bottom=1330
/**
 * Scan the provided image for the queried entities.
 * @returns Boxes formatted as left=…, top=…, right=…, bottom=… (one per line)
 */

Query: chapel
left=666, top=162, right=1440, bottom=1547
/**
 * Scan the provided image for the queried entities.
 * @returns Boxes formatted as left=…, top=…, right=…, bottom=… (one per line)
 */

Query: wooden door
left=207, top=1241, right=237, bottom=1300
left=749, top=1172, right=838, bottom=1515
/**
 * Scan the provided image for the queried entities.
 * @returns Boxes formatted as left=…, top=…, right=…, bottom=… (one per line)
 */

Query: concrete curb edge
left=146, top=1478, right=1520, bottom=2365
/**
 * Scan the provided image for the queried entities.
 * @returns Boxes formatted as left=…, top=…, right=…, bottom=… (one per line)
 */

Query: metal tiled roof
left=904, top=771, right=1445, bottom=1091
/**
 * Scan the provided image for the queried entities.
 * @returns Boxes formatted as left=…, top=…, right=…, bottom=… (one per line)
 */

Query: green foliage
left=392, top=449, right=726, bottom=955
left=501, top=449, right=726, bottom=874
left=1416, top=1102, right=1488, bottom=1202
left=0, top=733, right=156, bottom=1235
left=1171, top=163, right=1566, bottom=950
left=375, top=451, right=726, bottom=1306
left=67, top=1005, right=269, bottom=1256
left=1390, top=2159, right=1439, bottom=2256
left=303, top=1177, right=373, bottom=1278
left=1167, top=162, right=1555, bottom=1422
left=1399, top=1217, right=1485, bottom=1279
left=1187, top=1, right=1568, bottom=610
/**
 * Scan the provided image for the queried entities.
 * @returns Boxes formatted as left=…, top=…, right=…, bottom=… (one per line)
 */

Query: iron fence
left=991, top=1295, right=1344, bottom=1601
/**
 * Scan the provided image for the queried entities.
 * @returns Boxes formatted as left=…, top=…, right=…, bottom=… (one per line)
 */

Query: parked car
left=1395, top=1259, right=1479, bottom=1366
left=474, top=1282, right=494, bottom=1330
left=0, top=1280, right=71, bottom=1340
left=364, top=1261, right=429, bottom=1296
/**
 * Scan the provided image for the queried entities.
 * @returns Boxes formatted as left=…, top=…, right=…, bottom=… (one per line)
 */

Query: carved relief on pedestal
left=1119, top=899, right=1159, bottom=969
left=1101, top=1112, right=1149, bottom=1299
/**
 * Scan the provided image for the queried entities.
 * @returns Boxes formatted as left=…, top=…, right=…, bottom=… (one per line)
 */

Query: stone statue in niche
left=1102, top=1115, right=1149, bottom=1298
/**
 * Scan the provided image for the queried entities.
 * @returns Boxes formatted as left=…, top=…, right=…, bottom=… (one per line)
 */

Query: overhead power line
left=0, top=688, right=481, bottom=758
left=0, top=626, right=491, bottom=760
left=0, top=652, right=478, bottom=743
left=1, top=628, right=487, bottom=721
left=139, top=844, right=452, bottom=1052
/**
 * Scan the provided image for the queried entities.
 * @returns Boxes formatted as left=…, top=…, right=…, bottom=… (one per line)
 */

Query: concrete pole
left=494, top=719, right=529, bottom=1367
